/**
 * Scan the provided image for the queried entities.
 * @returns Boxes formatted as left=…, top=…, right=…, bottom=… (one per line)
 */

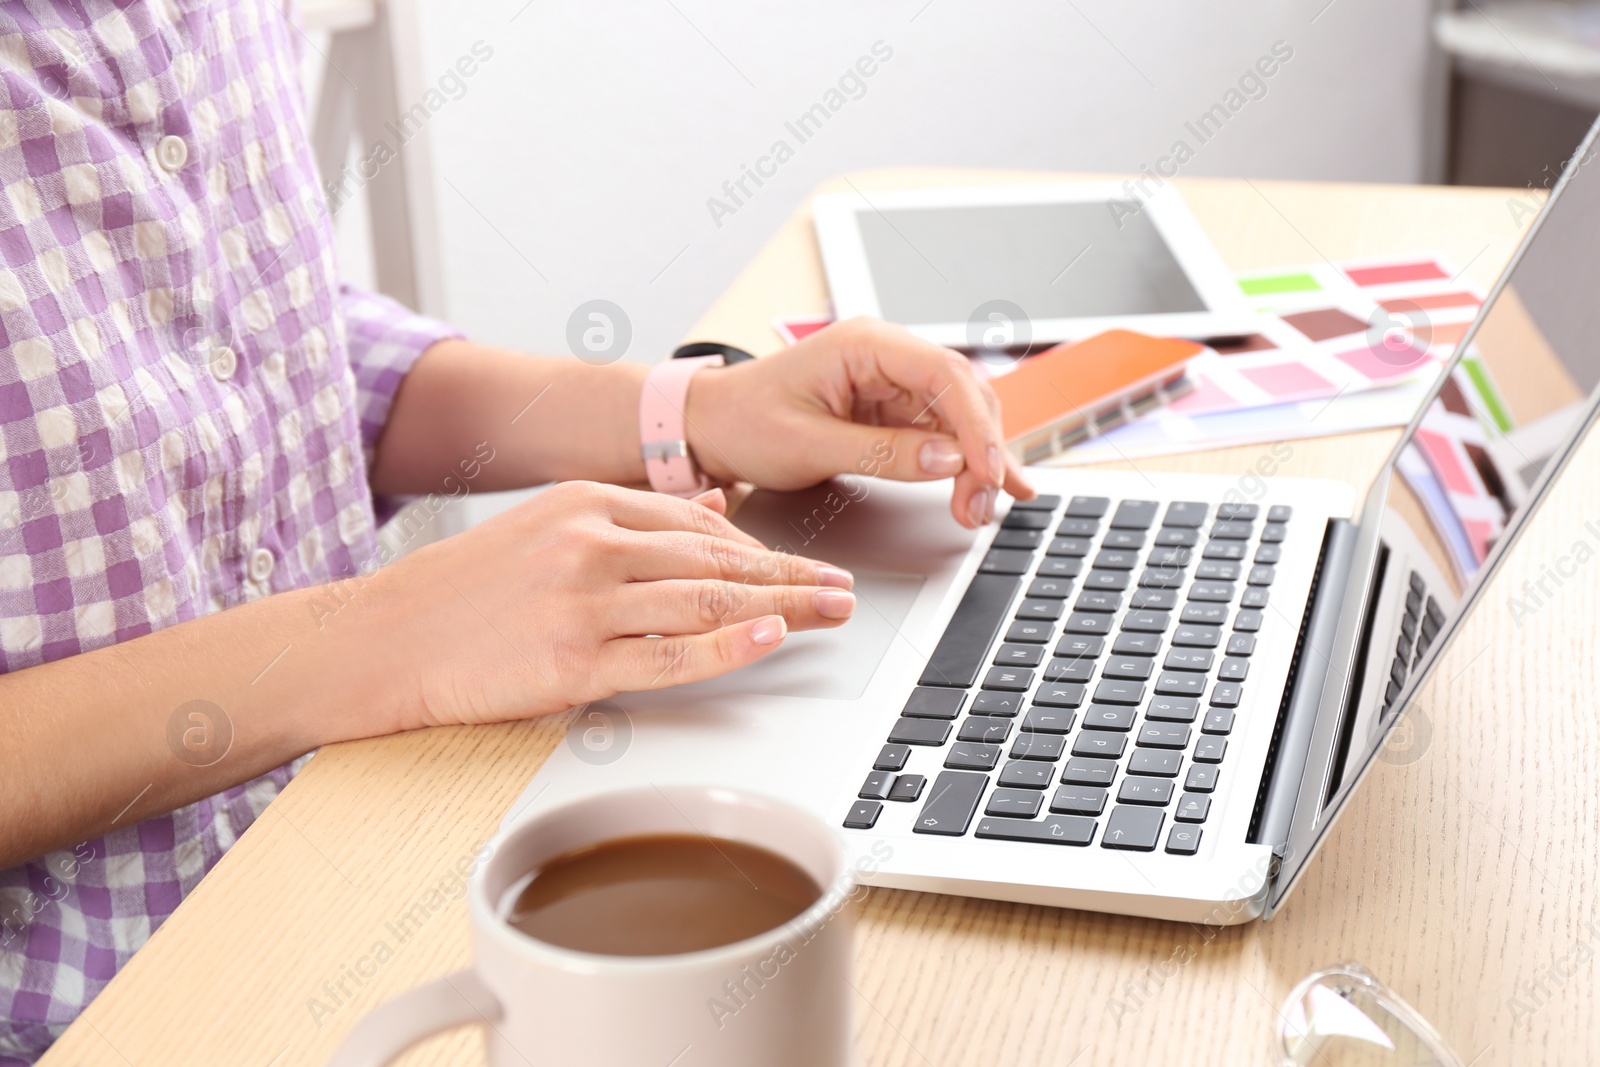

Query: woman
left=0, top=1, right=1029, bottom=1060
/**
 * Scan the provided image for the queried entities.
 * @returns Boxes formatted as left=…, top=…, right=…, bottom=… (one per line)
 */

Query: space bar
left=918, top=574, right=1021, bottom=688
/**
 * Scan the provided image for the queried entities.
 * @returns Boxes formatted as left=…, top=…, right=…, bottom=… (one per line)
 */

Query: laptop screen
left=1270, top=118, right=1600, bottom=912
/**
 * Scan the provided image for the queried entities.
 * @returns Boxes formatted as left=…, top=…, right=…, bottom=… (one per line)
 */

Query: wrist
left=682, top=361, right=746, bottom=486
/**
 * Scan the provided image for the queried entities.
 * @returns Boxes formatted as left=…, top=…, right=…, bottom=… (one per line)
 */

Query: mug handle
left=325, top=969, right=504, bottom=1067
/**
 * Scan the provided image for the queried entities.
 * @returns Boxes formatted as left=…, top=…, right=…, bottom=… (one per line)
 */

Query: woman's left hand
left=684, top=317, right=1035, bottom=528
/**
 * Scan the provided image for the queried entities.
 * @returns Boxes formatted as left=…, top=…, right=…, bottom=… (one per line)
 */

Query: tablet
left=813, top=183, right=1257, bottom=347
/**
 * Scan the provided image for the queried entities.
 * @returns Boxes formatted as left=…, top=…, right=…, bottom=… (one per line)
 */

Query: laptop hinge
left=1248, top=518, right=1358, bottom=852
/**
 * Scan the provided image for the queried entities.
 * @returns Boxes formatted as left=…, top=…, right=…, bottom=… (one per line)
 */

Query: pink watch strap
left=640, top=354, right=724, bottom=496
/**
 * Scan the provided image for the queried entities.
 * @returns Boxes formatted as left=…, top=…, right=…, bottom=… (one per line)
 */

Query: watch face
left=672, top=342, right=755, bottom=364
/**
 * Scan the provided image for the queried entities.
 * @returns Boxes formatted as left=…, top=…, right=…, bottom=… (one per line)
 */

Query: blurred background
left=300, top=0, right=1600, bottom=528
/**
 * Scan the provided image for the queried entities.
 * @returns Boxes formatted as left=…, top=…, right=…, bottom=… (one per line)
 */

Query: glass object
left=1277, top=963, right=1465, bottom=1067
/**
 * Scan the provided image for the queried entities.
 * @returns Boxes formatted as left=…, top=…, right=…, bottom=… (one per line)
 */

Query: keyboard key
left=1233, top=609, right=1263, bottom=632
left=1424, top=595, right=1444, bottom=629
left=1043, top=658, right=1094, bottom=684
left=1022, top=706, right=1075, bottom=734
left=889, top=717, right=952, bottom=746
left=1193, top=737, right=1227, bottom=763
left=1064, top=612, right=1113, bottom=635
left=1001, top=509, right=1054, bottom=530
left=1201, top=709, right=1235, bottom=734
left=1103, top=655, right=1152, bottom=680
left=1209, top=520, right=1253, bottom=540
left=1241, top=587, right=1270, bottom=609
left=1164, top=648, right=1214, bottom=672
left=983, top=666, right=1034, bottom=691
left=1175, top=793, right=1211, bottom=822
left=1210, top=682, right=1243, bottom=707
left=1102, top=529, right=1146, bottom=550
left=1121, top=611, right=1171, bottom=633
left=911, top=770, right=989, bottom=836
left=1166, top=825, right=1202, bottom=855
left=1202, top=540, right=1247, bottom=561
left=1049, top=785, right=1108, bottom=816
left=874, top=744, right=910, bottom=771
left=998, top=760, right=1054, bottom=788
left=844, top=800, right=882, bottom=829
left=958, top=716, right=1013, bottom=744
left=1173, top=624, right=1222, bottom=648
left=1138, top=567, right=1186, bottom=590
left=1032, top=683, right=1086, bottom=708
left=1047, top=536, right=1092, bottom=557
left=975, top=814, right=1095, bottom=846
left=1026, top=577, right=1074, bottom=599
left=904, top=687, right=967, bottom=719
left=1015, top=598, right=1064, bottom=621
left=971, top=690, right=1023, bottom=717
left=1010, top=494, right=1060, bottom=512
left=1072, top=731, right=1127, bottom=759
left=859, top=771, right=894, bottom=800
left=1010, top=732, right=1066, bottom=761
left=980, top=549, right=1033, bottom=575
left=1154, top=672, right=1206, bottom=697
left=1102, top=805, right=1164, bottom=850
left=1093, top=549, right=1139, bottom=570
left=1037, top=556, right=1082, bottom=579
left=1196, top=560, right=1241, bottom=581
left=1226, top=633, right=1256, bottom=656
left=1129, top=588, right=1179, bottom=611
left=994, top=643, right=1045, bottom=667
left=993, top=528, right=1044, bottom=550
left=1005, top=620, right=1053, bottom=644
left=1083, top=570, right=1130, bottom=592
left=1148, top=547, right=1194, bottom=569
left=889, top=774, right=926, bottom=802
left=1405, top=588, right=1422, bottom=617
left=1155, top=527, right=1200, bottom=547
left=1189, top=581, right=1235, bottom=603
left=1137, top=722, right=1190, bottom=749
left=1081, top=704, right=1136, bottom=731
left=1061, top=758, right=1117, bottom=786
left=1163, top=501, right=1208, bottom=527
left=1118, top=776, right=1175, bottom=805
left=1217, top=503, right=1258, bottom=520
left=1111, top=500, right=1159, bottom=529
left=945, top=742, right=1001, bottom=771
left=1248, top=565, right=1276, bottom=586
left=1267, top=504, right=1293, bottom=523
left=1260, top=522, right=1287, bottom=543
left=1219, top=658, right=1249, bottom=682
left=1054, top=634, right=1104, bottom=659
left=1066, top=495, right=1110, bottom=518
left=919, top=574, right=1020, bottom=688
left=1112, top=632, right=1161, bottom=656
left=1056, top=517, right=1098, bottom=537
left=985, top=787, right=1043, bottom=817
left=1185, top=765, right=1220, bottom=793
left=1254, top=543, right=1282, bottom=564
left=1093, top=679, right=1145, bottom=705
left=1180, top=603, right=1229, bottom=627
left=1147, top=695, right=1200, bottom=722
left=1128, top=750, right=1183, bottom=778
left=1073, top=591, right=1123, bottom=613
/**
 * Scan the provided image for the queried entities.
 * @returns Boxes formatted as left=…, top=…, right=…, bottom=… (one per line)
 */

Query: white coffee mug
left=326, top=785, right=854, bottom=1066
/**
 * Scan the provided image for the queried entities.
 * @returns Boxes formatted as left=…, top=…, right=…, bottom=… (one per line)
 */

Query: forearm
left=0, top=576, right=417, bottom=867
left=369, top=339, right=650, bottom=495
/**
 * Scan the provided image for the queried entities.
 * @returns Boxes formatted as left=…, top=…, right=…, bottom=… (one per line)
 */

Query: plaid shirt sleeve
left=338, top=284, right=463, bottom=462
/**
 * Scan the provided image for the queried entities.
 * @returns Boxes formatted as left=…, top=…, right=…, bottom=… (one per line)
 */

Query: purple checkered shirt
left=0, top=2, right=459, bottom=1060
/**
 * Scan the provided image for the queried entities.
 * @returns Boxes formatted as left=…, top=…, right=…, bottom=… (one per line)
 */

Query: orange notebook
left=990, top=329, right=1202, bottom=464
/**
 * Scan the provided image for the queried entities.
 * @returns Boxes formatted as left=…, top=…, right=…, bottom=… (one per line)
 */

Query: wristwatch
left=638, top=343, right=756, bottom=496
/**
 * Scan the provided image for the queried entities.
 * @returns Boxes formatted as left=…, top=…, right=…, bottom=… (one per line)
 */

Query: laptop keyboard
left=1383, top=570, right=1443, bottom=716
left=843, top=494, right=1295, bottom=858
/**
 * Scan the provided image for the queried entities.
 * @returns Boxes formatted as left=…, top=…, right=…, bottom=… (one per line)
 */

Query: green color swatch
left=1460, top=355, right=1514, bottom=433
left=1239, top=272, right=1321, bottom=296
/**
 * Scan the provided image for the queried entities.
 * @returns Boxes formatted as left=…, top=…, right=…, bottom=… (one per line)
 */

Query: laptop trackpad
left=671, top=572, right=926, bottom=701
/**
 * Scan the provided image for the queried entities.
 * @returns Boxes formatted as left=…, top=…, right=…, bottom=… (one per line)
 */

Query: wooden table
left=44, top=171, right=1600, bottom=1066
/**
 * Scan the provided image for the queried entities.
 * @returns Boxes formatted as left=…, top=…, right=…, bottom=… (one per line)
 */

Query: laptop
left=506, top=120, right=1600, bottom=924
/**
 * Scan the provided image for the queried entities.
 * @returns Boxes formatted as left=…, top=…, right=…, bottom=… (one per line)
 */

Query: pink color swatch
left=1415, top=427, right=1475, bottom=494
left=1169, top=374, right=1238, bottom=414
left=1334, top=343, right=1427, bottom=381
left=1240, top=361, right=1334, bottom=400
left=1346, top=261, right=1448, bottom=286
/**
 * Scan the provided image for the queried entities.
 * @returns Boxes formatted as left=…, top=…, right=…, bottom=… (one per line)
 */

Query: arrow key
left=1101, top=805, right=1165, bottom=851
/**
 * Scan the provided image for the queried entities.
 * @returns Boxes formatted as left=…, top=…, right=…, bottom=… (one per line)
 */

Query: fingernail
left=751, top=616, right=787, bottom=645
left=815, top=589, right=856, bottom=619
left=692, top=487, right=725, bottom=508
left=966, top=487, right=997, bottom=527
left=919, top=439, right=964, bottom=476
left=983, top=487, right=997, bottom=523
left=817, top=565, right=854, bottom=589
left=988, top=445, right=1004, bottom=485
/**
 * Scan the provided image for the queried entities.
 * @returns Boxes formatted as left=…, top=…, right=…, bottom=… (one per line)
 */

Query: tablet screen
left=857, top=201, right=1209, bottom=327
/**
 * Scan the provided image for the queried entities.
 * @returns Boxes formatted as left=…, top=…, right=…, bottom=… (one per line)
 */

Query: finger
left=1002, top=452, right=1035, bottom=500
left=612, top=579, right=855, bottom=636
left=602, top=615, right=788, bottom=692
left=951, top=468, right=997, bottom=529
left=617, top=530, right=853, bottom=588
left=691, top=487, right=728, bottom=515
left=600, top=484, right=766, bottom=550
left=796, top=419, right=979, bottom=485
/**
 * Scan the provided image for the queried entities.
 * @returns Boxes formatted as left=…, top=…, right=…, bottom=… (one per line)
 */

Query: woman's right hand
left=374, top=481, right=856, bottom=731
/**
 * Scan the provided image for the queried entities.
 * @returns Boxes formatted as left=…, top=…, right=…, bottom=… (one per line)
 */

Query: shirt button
left=157, top=134, right=189, bottom=172
left=248, top=548, right=275, bottom=583
left=209, top=345, right=238, bottom=381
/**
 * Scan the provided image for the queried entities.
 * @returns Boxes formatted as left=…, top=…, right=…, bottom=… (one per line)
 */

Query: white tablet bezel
left=813, top=182, right=1258, bottom=345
